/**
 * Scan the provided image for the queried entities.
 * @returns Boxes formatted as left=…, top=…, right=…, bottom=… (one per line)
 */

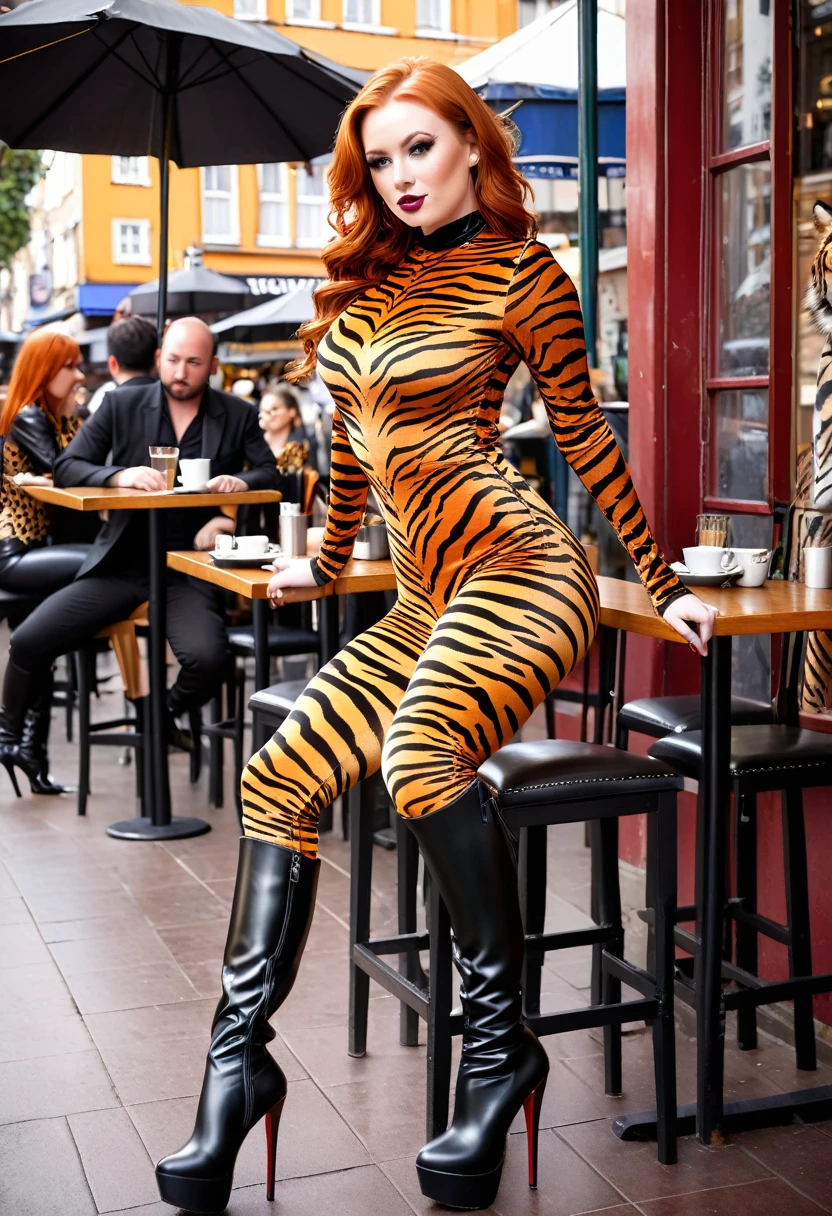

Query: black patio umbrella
left=0, top=0, right=363, bottom=334
left=210, top=282, right=315, bottom=343
left=128, top=263, right=249, bottom=317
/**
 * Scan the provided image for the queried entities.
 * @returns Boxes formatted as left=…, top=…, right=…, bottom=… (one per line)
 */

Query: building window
left=201, top=165, right=240, bottom=245
left=112, top=219, right=151, bottom=266
left=296, top=162, right=331, bottom=248
left=287, top=0, right=320, bottom=19
left=343, top=0, right=377, bottom=23
left=234, top=0, right=266, bottom=17
left=517, top=0, right=557, bottom=27
left=257, top=163, right=290, bottom=247
left=416, top=0, right=450, bottom=33
left=111, top=156, right=150, bottom=186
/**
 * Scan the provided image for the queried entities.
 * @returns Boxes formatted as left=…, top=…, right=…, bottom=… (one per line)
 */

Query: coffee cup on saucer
left=232, top=535, right=269, bottom=558
left=215, top=533, right=235, bottom=554
left=732, top=547, right=770, bottom=588
left=178, top=458, right=211, bottom=491
left=682, top=546, right=736, bottom=576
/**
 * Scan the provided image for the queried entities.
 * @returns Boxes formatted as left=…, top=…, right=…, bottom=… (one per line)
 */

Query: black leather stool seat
left=479, top=740, right=681, bottom=811
left=618, top=694, right=771, bottom=738
left=248, top=678, right=309, bottom=721
left=650, top=725, right=832, bottom=786
left=227, top=626, right=319, bottom=657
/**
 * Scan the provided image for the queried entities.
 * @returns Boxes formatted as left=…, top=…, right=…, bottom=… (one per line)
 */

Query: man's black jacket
left=54, top=381, right=280, bottom=578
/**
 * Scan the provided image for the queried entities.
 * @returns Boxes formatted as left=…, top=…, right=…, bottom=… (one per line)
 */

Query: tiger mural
left=785, top=199, right=832, bottom=713
left=240, top=216, right=688, bottom=855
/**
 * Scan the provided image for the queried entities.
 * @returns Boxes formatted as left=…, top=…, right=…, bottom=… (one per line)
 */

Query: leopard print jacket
left=0, top=411, right=79, bottom=547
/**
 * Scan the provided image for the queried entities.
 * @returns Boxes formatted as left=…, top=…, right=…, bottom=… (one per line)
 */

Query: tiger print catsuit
left=241, top=214, right=685, bottom=857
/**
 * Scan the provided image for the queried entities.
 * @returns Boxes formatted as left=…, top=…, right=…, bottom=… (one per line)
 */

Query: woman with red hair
left=0, top=328, right=89, bottom=796
left=158, top=58, right=715, bottom=1214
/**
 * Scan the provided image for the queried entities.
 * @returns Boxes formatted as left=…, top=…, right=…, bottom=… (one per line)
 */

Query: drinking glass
left=696, top=513, right=730, bottom=547
left=149, top=446, right=179, bottom=491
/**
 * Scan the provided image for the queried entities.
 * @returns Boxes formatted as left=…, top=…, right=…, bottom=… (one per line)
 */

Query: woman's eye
left=410, top=141, right=434, bottom=157
left=366, top=156, right=390, bottom=170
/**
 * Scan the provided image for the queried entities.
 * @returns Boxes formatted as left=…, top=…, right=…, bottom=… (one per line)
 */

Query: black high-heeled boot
left=155, top=838, right=319, bottom=1214
left=0, top=657, right=54, bottom=797
left=407, top=782, right=549, bottom=1212
left=18, top=667, right=68, bottom=795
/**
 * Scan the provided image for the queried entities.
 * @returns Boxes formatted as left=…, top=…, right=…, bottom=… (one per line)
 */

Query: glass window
left=717, top=161, right=770, bottom=376
left=258, top=163, right=289, bottom=247
left=417, top=0, right=449, bottom=32
left=708, top=387, right=769, bottom=502
left=296, top=162, right=331, bottom=248
left=287, top=0, right=317, bottom=18
left=202, top=166, right=239, bottom=244
left=344, top=0, right=375, bottom=22
left=111, top=156, right=150, bottom=186
left=720, top=0, right=772, bottom=151
left=234, top=0, right=266, bottom=16
left=111, top=219, right=150, bottom=266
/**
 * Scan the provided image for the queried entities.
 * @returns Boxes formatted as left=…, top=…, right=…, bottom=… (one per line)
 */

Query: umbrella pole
left=578, top=0, right=599, bottom=367
left=156, top=34, right=181, bottom=340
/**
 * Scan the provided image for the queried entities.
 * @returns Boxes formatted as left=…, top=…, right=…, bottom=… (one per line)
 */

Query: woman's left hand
left=662, top=593, right=718, bottom=656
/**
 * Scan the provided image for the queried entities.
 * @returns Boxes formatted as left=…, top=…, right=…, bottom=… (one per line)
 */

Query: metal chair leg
left=397, top=814, right=422, bottom=1047
left=348, top=780, right=374, bottom=1058
left=426, top=874, right=453, bottom=1141
left=207, top=694, right=224, bottom=808
left=519, top=823, right=547, bottom=1018
left=76, top=650, right=92, bottom=816
left=597, top=816, right=623, bottom=1096
left=188, top=709, right=202, bottom=784
left=652, top=790, right=678, bottom=1166
left=734, top=791, right=758, bottom=1050
left=782, top=786, right=817, bottom=1071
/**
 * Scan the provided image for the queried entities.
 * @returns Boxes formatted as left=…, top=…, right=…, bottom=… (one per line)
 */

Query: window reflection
left=721, top=0, right=772, bottom=151
left=709, top=388, right=769, bottom=502
left=718, top=162, right=770, bottom=376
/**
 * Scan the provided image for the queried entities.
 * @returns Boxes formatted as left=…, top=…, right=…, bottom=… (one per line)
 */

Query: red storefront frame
left=625, top=0, right=832, bottom=1031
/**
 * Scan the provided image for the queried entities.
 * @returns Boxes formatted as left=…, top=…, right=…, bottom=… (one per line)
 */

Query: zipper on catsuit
left=243, top=851, right=301, bottom=1126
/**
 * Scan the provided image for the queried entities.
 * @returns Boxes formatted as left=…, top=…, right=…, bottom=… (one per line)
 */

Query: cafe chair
left=74, top=604, right=149, bottom=818
left=646, top=632, right=832, bottom=1071
left=191, top=623, right=320, bottom=815
left=615, top=694, right=772, bottom=750
left=350, top=739, right=682, bottom=1164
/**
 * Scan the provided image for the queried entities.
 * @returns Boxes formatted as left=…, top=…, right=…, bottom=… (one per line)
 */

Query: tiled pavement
left=1, top=636, right=831, bottom=1215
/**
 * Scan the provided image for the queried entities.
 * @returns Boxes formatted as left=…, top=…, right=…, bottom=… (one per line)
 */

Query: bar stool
left=350, top=740, right=682, bottom=1163
left=649, top=716, right=832, bottom=1071
left=75, top=604, right=149, bottom=817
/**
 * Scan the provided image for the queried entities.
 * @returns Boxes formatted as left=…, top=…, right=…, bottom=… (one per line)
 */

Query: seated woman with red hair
left=0, top=328, right=91, bottom=796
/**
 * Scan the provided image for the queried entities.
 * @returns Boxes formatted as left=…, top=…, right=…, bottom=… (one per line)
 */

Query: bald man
left=9, top=318, right=281, bottom=752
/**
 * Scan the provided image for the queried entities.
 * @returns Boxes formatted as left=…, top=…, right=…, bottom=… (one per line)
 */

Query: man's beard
left=163, top=378, right=207, bottom=401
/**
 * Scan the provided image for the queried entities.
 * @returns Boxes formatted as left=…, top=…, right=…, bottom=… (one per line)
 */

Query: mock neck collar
left=416, top=210, right=486, bottom=251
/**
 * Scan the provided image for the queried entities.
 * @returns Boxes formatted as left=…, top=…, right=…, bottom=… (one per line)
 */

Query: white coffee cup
left=804, top=546, right=832, bottom=589
left=733, top=547, right=770, bottom=588
left=682, top=546, right=736, bottom=576
left=214, top=533, right=235, bottom=554
left=233, top=534, right=269, bottom=558
left=178, top=458, right=211, bottom=490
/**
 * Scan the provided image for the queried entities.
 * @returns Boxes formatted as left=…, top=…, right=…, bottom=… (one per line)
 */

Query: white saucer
left=671, top=561, right=743, bottom=587
left=209, top=544, right=281, bottom=568
left=173, top=484, right=211, bottom=494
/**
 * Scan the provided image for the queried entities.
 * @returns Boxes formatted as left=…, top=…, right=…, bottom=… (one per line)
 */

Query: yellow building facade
left=22, top=0, right=528, bottom=328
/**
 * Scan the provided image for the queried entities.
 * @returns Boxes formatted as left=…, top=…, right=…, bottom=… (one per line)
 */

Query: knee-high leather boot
left=155, top=838, right=319, bottom=1213
left=406, top=782, right=548, bottom=1211
left=19, top=666, right=68, bottom=795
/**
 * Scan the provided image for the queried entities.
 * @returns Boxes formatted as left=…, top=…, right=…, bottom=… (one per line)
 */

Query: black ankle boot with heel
left=406, top=783, right=549, bottom=1211
left=155, top=838, right=319, bottom=1213
left=0, top=659, right=66, bottom=796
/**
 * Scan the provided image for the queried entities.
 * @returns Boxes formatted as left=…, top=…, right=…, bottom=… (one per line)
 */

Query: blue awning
left=78, top=282, right=138, bottom=316
left=484, top=95, right=626, bottom=177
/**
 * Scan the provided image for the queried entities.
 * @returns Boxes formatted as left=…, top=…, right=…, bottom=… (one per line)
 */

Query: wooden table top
left=167, top=550, right=395, bottom=602
left=167, top=553, right=832, bottom=638
left=23, top=485, right=281, bottom=511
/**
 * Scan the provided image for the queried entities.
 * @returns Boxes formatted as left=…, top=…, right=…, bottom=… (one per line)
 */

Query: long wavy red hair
left=288, top=57, right=534, bottom=382
left=0, top=329, right=81, bottom=436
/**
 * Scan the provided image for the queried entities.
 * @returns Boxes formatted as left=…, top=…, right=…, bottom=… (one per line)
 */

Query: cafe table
left=163, top=553, right=832, bottom=1144
left=23, top=485, right=281, bottom=841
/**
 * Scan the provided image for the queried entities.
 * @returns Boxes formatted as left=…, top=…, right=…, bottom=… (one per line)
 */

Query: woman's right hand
left=266, top=557, right=317, bottom=606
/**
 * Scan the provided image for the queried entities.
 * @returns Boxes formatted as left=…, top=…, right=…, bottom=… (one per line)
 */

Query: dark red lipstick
left=398, top=194, right=425, bottom=212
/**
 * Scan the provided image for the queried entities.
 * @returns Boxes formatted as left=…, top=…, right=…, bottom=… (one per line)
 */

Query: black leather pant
left=0, top=543, right=90, bottom=598
left=9, top=569, right=230, bottom=715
